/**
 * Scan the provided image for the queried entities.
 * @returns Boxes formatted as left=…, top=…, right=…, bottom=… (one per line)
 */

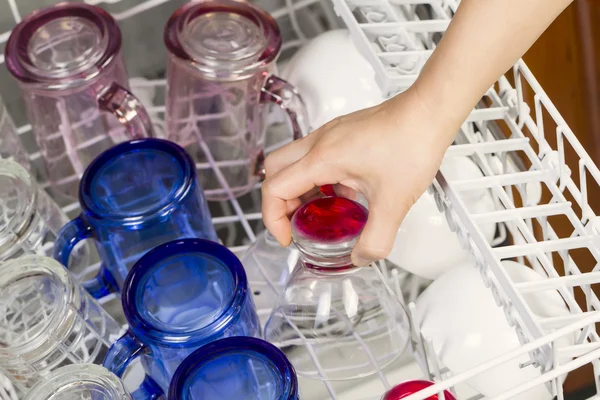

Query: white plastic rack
left=331, top=0, right=600, bottom=398
left=0, top=0, right=598, bottom=399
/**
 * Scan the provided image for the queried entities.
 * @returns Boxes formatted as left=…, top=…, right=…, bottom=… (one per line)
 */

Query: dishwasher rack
left=332, top=0, right=600, bottom=398
left=0, top=0, right=597, bottom=399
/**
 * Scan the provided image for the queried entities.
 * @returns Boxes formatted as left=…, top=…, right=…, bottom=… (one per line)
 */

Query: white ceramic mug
left=387, top=156, right=497, bottom=280
left=415, top=260, right=574, bottom=400
left=281, top=29, right=384, bottom=130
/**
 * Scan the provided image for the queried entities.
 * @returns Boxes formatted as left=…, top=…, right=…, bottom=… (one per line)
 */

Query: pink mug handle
left=97, top=82, right=155, bottom=139
left=256, top=75, right=309, bottom=179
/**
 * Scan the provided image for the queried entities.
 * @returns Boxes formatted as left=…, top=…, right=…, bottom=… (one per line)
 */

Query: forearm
left=406, top=0, right=573, bottom=143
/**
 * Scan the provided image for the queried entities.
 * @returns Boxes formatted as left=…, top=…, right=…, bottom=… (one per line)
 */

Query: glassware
left=0, top=255, right=122, bottom=396
left=0, top=158, right=88, bottom=270
left=241, top=186, right=335, bottom=320
left=241, top=230, right=300, bottom=316
left=103, top=238, right=260, bottom=395
left=169, top=337, right=298, bottom=400
left=22, top=364, right=138, bottom=400
left=5, top=3, right=154, bottom=203
left=53, top=138, right=217, bottom=298
left=164, top=0, right=308, bottom=200
left=264, top=196, right=411, bottom=381
left=381, top=380, right=456, bottom=400
left=0, top=95, right=30, bottom=172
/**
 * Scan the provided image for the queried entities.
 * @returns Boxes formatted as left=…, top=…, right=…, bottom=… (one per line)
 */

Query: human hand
left=261, top=87, right=460, bottom=266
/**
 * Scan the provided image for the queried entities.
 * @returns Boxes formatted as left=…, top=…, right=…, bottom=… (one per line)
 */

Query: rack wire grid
left=0, top=0, right=598, bottom=399
left=332, top=0, right=600, bottom=398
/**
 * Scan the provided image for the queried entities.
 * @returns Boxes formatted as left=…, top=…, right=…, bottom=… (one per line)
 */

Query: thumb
left=351, top=192, right=412, bottom=266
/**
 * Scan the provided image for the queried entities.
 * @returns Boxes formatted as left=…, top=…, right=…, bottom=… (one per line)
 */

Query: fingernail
left=352, top=255, right=372, bottom=267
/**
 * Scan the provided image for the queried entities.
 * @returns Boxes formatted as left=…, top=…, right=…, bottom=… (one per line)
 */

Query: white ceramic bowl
left=281, top=29, right=384, bottom=130
left=387, top=156, right=496, bottom=280
left=415, top=260, right=573, bottom=399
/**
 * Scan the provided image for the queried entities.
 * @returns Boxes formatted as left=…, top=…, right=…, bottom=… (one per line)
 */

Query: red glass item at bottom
left=383, top=380, right=456, bottom=400
left=294, top=197, right=367, bottom=242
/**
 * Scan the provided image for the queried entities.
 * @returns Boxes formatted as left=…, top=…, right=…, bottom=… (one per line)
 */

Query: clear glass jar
left=0, top=158, right=88, bottom=271
left=0, top=255, right=122, bottom=395
left=22, top=364, right=132, bottom=400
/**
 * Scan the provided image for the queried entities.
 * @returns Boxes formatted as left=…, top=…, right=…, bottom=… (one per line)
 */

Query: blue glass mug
left=103, top=238, right=260, bottom=395
left=53, top=139, right=218, bottom=298
left=170, top=337, right=299, bottom=400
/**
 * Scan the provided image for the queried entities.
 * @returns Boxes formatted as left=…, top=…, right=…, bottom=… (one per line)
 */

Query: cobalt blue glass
left=103, top=238, right=260, bottom=396
left=53, top=138, right=218, bottom=298
left=169, top=337, right=299, bottom=400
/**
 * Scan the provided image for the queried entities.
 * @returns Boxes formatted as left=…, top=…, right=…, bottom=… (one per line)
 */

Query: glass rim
left=79, top=138, right=195, bottom=226
left=122, top=238, right=250, bottom=345
left=22, top=364, right=130, bottom=400
left=169, top=336, right=298, bottom=400
left=164, top=0, right=282, bottom=79
left=0, top=255, right=75, bottom=359
left=5, top=2, right=122, bottom=89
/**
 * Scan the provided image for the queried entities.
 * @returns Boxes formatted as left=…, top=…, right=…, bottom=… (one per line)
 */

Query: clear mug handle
left=97, top=82, right=155, bottom=139
left=103, top=331, right=164, bottom=400
left=256, top=75, right=309, bottom=179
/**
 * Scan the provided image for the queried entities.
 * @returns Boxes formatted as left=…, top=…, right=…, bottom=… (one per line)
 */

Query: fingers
left=264, top=131, right=320, bottom=178
left=262, top=149, right=345, bottom=247
left=352, top=191, right=412, bottom=266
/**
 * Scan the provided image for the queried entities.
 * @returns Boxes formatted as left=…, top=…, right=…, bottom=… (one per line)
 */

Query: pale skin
left=262, top=0, right=574, bottom=266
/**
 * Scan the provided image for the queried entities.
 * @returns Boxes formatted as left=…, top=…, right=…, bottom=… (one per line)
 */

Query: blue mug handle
left=53, top=215, right=119, bottom=298
left=104, top=331, right=164, bottom=400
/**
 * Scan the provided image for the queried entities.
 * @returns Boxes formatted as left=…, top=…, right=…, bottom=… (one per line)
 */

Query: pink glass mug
left=164, top=0, right=308, bottom=200
left=5, top=3, right=154, bottom=203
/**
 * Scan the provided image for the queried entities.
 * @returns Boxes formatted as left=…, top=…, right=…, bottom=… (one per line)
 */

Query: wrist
left=409, top=75, right=471, bottom=134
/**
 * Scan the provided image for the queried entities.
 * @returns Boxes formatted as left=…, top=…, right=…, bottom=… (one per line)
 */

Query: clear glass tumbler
left=0, top=95, right=30, bottom=172
left=53, top=138, right=217, bottom=298
left=264, top=196, right=412, bottom=381
left=0, top=158, right=88, bottom=271
left=0, top=255, right=122, bottom=395
left=22, top=364, right=134, bottom=400
left=169, top=337, right=299, bottom=400
left=103, top=238, right=260, bottom=395
left=5, top=3, right=154, bottom=203
left=164, top=0, right=308, bottom=200
left=241, top=230, right=299, bottom=319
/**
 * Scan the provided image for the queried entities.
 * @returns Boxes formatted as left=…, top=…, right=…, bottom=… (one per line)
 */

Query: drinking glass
left=0, top=158, right=88, bottom=270
left=22, top=364, right=137, bottom=400
left=241, top=186, right=335, bottom=317
left=164, top=0, right=308, bottom=200
left=54, top=138, right=218, bottom=298
left=382, top=380, right=456, bottom=400
left=264, top=196, right=411, bottom=381
left=5, top=3, right=154, bottom=202
left=103, top=238, right=260, bottom=395
left=0, top=95, right=30, bottom=172
left=0, top=255, right=122, bottom=396
left=241, top=230, right=299, bottom=320
left=169, top=337, right=298, bottom=400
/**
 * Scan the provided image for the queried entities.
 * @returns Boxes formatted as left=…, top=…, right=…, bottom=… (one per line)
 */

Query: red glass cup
left=382, top=380, right=457, bottom=400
